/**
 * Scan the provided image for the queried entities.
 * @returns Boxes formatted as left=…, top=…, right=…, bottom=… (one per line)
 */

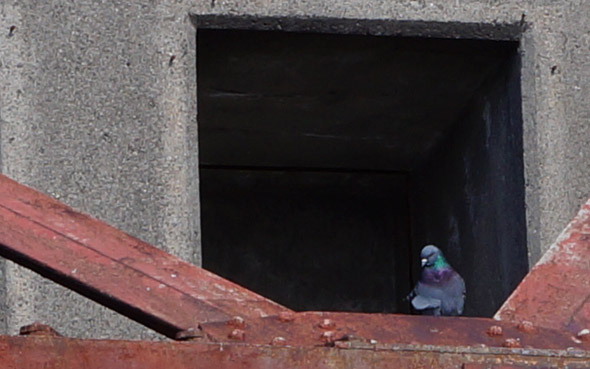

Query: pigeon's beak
left=421, top=258, right=428, bottom=267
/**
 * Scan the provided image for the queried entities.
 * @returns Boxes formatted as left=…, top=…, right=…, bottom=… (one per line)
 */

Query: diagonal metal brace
left=0, top=174, right=289, bottom=338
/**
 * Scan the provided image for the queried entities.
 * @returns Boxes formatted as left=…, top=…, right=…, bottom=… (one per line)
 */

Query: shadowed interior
left=198, top=28, right=527, bottom=316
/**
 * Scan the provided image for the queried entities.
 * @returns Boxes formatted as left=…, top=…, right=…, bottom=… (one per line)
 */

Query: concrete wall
left=0, top=0, right=589, bottom=339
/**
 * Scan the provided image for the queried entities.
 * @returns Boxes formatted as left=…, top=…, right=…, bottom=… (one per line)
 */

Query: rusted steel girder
left=496, top=198, right=590, bottom=336
left=0, top=172, right=590, bottom=368
left=0, top=174, right=289, bottom=338
left=0, top=335, right=588, bottom=369
left=199, top=311, right=590, bottom=352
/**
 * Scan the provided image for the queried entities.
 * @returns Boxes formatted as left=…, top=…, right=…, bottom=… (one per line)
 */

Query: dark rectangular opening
left=197, top=27, right=527, bottom=316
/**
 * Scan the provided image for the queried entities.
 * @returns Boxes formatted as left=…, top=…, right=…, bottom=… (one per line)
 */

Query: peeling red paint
left=0, top=172, right=589, bottom=368
left=0, top=335, right=588, bottom=369
left=199, top=311, right=590, bottom=352
left=496, top=199, right=590, bottom=335
left=0, top=174, right=289, bottom=338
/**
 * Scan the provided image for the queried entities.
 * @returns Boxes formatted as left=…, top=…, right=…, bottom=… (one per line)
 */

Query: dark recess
left=197, top=28, right=526, bottom=316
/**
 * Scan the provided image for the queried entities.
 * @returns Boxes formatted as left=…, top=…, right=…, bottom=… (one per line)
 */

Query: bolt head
left=175, top=327, right=204, bottom=340
left=228, top=329, right=245, bottom=341
left=19, top=322, right=61, bottom=337
left=270, top=336, right=287, bottom=346
left=517, top=321, right=535, bottom=333
left=277, top=311, right=295, bottom=322
left=319, top=318, right=335, bottom=329
left=226, top=316, right=246, bottom=328
left=503, top=338, right=521, bottom=348
left=486, top=325, right=503, bottom=337
left=577, top=328, right=590, bottom=341
left=320, top=330, right=335, bottom=343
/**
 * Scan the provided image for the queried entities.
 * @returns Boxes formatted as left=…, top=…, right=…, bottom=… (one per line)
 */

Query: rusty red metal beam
left=0, top=174, right=289, bottom=338
left=2, top=170, right=590, bottom=368
left=199, top=311, right=590, bottom=352
left=496, top=198, right=590, bottom=336
left=0, top=334, right=588, bottom=369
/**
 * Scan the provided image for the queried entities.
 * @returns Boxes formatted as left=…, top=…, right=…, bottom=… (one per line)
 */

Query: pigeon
left=408, top=245, right=465, bottom=316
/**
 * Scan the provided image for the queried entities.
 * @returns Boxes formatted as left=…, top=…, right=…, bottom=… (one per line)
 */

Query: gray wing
left=411, top=295, right=441, bottom=310
left=441, top=273, right=466, bottom=316
left=413, top=273, right=466, bottom=316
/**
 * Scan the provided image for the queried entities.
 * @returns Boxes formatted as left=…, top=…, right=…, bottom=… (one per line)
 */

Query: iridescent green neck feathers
left=432, top=254, right=450, bottom=270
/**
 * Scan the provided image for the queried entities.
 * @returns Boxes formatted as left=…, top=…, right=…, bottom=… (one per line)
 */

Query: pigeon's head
left=420, top=245, right=446, bottom=268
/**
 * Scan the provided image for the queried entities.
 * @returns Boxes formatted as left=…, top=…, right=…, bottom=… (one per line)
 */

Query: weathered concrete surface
left=0, top=0, right=588, bottom=339
left=0, top=1, right=200, bottom=339
left=495, top=197, right=590, bottom=334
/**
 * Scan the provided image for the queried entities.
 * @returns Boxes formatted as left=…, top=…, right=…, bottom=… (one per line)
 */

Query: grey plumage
left=408, top=245, right=465, bottom=316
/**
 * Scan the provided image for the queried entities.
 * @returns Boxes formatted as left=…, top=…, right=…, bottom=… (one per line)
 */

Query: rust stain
left=486, top=325, right=503, bottom=337
left=200, top=312, right=590, bottom=351
left=0, top=174, right=290, bottom=339
left=0, top=173, right=589, bottom=368
left=19, top=322, right=61, bottom=337
left=0, top=335, right=588, bottom=369
left=496, top=198, right=590, bottom=335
